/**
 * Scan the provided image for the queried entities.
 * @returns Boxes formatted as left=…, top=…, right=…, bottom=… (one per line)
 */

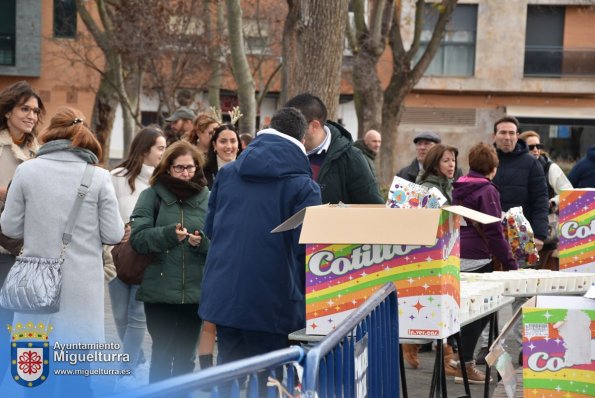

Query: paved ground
left=103, top=283, right=523, bottom=397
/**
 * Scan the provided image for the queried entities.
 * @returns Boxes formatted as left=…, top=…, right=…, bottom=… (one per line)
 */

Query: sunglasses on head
left=528, top=144, right=543, bottom=150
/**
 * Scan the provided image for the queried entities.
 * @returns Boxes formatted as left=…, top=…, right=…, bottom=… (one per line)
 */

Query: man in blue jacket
left=568, top=145, right=595, bottom=188
left=199, top=107, right=321, bottom=366
left=285, top=93, right=384, bottom=204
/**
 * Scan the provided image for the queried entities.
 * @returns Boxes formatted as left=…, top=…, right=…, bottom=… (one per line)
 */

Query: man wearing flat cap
left=396, top=131, right=462, bottom=183
left=164, top=106, right=196, bottom=145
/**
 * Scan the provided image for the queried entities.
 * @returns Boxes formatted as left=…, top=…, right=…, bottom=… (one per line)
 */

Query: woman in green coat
left=416, top=144, right=459, bottom=205
left=405, top=144, right=459, bottom=371
left=130, top=141, right=209, bottom=383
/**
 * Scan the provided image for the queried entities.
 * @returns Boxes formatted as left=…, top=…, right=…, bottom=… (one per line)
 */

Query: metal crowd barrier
left=302, top=282, right=400, bottom=398
left=109, top=283, right=398, bottom=398
left=110, top=345, right=305, bottom=398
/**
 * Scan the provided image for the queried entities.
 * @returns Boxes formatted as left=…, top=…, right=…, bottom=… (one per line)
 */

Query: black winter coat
left=317, top=122, right=383, bottom=204
left=492, top=140, right=549, bottom=240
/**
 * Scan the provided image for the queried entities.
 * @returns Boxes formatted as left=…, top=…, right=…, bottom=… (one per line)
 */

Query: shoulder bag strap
left=61, top=164, right=95, bottom=250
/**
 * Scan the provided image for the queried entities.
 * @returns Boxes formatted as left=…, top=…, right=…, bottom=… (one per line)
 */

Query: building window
left=415, top=4, right=477, bottom=77
left=524, top=6, right=565, bottom=77
left=54, top=0, right=77, bottom=38
left=243, top=19, right=269, bottom=55
left=0, top=0, right=16, bottom=66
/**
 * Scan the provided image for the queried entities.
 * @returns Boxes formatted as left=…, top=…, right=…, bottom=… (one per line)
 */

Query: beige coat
left=0, top=129, right=39, bottom=254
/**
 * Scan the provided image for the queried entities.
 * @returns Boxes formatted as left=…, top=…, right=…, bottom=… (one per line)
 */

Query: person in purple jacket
left=451, top=143, right=519, bottom=384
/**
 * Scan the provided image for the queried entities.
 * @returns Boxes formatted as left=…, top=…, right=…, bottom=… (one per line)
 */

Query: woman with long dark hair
left=109, top=126, right=166, bottom=382
left=416, top=144, right=459, bottom=204
left=203, top=123, right=242, bottom=189
left=0, top=80, right=45, bottom=383
left=129, top=141, right=209, bottom=382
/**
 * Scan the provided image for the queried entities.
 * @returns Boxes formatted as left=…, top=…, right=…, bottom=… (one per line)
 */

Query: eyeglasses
left=19, top=105, right=42, bottom=116
left=171, top=165, right=196, bottom=173
left=528, top=144, right=543, bottom=150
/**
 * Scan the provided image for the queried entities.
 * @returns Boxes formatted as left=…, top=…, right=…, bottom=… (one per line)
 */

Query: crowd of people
left=0, top=80, right=592, bottom=394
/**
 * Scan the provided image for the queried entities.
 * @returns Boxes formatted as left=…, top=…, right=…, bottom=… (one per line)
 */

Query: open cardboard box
left=273, top=204, right=500, bottom=338
left=486, top=295, right=595, bottom=397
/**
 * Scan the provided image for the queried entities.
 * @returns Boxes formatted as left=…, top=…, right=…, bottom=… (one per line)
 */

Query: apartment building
left=1, top=1, right=593, bottom=165
left=387, top=0, right=595, bottom=171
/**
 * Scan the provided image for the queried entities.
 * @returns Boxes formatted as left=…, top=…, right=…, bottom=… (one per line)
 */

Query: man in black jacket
left=285, top=93, right=383, bottom=204
left=491, top=116, right=549, bottom=248
left=490, top=115, right=549, bottom=366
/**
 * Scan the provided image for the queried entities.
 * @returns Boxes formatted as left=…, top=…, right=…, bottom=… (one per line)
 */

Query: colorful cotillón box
left=522, top=296, right=595, bottom=398
left=559, top=189, right=595, bottom=273
left=273, top=204, right=499, bottom=338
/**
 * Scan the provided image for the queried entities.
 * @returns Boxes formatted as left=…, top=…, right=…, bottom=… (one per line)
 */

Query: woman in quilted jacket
left=129, top=141, right=209, bottom=383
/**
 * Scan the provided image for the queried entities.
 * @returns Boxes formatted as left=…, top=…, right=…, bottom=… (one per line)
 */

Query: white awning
left=506, top=106, right=595, bottom=120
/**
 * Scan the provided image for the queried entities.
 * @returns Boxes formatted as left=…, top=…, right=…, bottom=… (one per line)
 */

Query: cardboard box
left=558, top=189, right=594, bottom=273
left=522, top=296, right=594, bottom=398
left=273, top=204, right=499, bottom=338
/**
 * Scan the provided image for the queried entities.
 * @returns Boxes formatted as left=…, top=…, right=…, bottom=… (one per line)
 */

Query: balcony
left=524, top=46, right=595, bottom=78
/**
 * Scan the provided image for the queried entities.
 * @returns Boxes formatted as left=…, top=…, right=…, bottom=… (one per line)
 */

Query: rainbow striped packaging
left=273, top=204, right=500, bottom=338
left=522, top=296, right=594, bottom=398
left=559, top=189, right=594, bottom=273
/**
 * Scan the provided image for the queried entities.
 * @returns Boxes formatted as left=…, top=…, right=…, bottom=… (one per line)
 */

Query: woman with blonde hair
left=519, top=131, right=572, bottom=270
left=185, top=113, right=219, bottom=156
left=130, top=140, right=209, bottom=382
left=0, top=107, right=124, bottom=395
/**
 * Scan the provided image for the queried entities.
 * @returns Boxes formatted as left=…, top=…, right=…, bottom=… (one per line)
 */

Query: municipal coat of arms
left=8, top=321, right=52, bottom=387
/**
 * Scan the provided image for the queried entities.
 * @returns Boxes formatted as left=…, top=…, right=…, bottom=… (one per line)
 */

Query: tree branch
left=256, top=61, right=282, bottom=109
left=389, top=1, right=406, bottom=61
left=75, top=0, right=107, bottom=50
left=407, top=0, right=425, bottom=59
left=410, top=0, right=457, bottom=81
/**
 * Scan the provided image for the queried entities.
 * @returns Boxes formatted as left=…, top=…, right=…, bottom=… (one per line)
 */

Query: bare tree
left=348, top=0, right=457, bottom=183
left=242, top=0, right=285, bottom=120
left=347, top=0, right=395, bottom=135
left=144, top=1, right=215, bottom=122
left=75, top=0, right=148, bottom=160
left=206, top=0, right=226, bottom=108
left=226, top=0, right=256, bottom=134
left=282, top=0, right=350, bottom=119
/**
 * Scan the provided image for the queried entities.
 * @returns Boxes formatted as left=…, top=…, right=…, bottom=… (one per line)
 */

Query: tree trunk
left=280, top=0, right=299, bottom=107
left=207, top=0, right=224, bottom=108
left=379, top=75, right=410, bottom=185
left=353, top=0, right=457, bottom=185
left=282, top=0, right=349, bottom=120
left=353, top=51, right=384, bottom=137
left=91, top=71, right=119, bottom=165
left=226, top=0, right=256, bottom=134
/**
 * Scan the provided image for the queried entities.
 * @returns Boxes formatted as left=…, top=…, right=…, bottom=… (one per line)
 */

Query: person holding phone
left=130, top=141, right=209, bottom=383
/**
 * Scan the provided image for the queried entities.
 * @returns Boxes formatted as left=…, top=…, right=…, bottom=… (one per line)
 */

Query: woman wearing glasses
left=0, top=81, right=45, bottom=383
left=519, top=131, right=572, bottom=270
left=129, top=141, right=209, bottom=382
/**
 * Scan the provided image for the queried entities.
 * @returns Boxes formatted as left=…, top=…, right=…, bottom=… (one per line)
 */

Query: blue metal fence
left=302, top=282, right=399, bottom=398
left=110, top=345, right=305, bottom=398
left=109, top=283, right=398, bottom=398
